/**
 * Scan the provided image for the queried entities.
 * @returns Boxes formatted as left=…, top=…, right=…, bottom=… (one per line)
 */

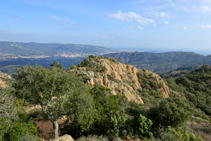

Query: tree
left=13, top=64, right=94, bottom=139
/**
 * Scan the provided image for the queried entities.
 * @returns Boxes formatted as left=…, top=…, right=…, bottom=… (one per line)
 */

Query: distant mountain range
left=0, top=41, right=120, bottom=74
left=1, top=41, right=211, bottom=74
left=0, top=41, right=119, bottom=58
left=102, top=51, right=211, bottom=73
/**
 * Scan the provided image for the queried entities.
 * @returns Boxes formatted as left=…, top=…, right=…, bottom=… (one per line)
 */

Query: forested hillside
left=0, top=56, right=210, bottom=141
left=103, top=52, right=211, bottom=73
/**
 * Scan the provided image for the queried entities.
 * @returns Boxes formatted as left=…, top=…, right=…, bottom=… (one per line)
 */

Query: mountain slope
left=164, top=65, right=211, bottom=118
left=103, top=51, right=210, bottom=73
left=70, top=56, right=170, bottom=104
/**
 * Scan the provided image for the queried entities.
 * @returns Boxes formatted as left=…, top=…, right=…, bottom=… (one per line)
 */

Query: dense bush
left=77, top=56, right=107, bottom=73
left=7, top=122, right=37, bottom=141
left=148, top=96, right=193, bottom=128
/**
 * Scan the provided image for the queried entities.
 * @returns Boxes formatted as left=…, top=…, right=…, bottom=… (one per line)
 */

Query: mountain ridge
left=0, top=41, right=120, bottom=58
left=103, top=51, right=211, bottom=73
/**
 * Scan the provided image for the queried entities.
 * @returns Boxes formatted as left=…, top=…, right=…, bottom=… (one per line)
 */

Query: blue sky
left=0, top=0, right=211, bottom=54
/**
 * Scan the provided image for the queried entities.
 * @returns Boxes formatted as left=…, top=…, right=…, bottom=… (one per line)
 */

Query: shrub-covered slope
left=1, top=56, right=210, bottom=141
left=103, top=51, right=211, bottom=73
left=164, top=65, right=211, bottom=118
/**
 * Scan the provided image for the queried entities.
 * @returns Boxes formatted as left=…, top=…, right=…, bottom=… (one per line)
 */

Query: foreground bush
left=160, top=126, right=204, bottom=141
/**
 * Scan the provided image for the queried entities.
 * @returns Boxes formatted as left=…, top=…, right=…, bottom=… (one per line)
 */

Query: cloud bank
left=107, top=11, right=155, bottom=25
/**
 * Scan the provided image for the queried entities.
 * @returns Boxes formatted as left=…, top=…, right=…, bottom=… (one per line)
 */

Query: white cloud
left=201, top=6, right=211, bottom=13
left=183, top=26, right=188, bottom=30
left=107, top=11, right=155, bottom=25
left=51, top=16, right=76, bottom=25
left=155, top=12, right=169, bottom=18
left=201, top=25, right=211, bottom=30
left=137, top=26, right=142, bottom=29
left=164, top=21, right=169, bottom=24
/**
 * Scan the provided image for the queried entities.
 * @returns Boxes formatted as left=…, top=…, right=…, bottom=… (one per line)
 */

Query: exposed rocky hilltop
left=71, top=56, right=170, bottom=104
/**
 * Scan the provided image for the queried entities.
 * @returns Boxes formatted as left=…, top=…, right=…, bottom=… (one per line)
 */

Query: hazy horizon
left=1, top=0, right=211, bottom=55
left=0, top=40, right=210, bottom=56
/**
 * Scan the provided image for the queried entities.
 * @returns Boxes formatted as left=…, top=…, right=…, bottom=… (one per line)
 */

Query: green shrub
left=7, top=122, right=37, bottom=140
left=71, top=64, right=77, bottom=69
left=134, top=114, right=153, bottom=140
left=160, top=126, right=204, bottom=141
left=149, top=96, right=193, bottom=128
left=17, top=107, right=30, bottom=122
left=107, top=115, right=126, bottom=138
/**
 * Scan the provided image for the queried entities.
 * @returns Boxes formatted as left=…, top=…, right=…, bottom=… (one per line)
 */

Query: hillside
left=1, top=56, right=211, bottom=141
left=103, top=51, right=211, bottom=73
left=164, top=65, right=211, bottom=117
left=71, top=56, right=170, bottom=104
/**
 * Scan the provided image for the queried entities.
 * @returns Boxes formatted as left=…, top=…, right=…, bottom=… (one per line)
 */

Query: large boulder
left=49, top=134, right=74, bottom=141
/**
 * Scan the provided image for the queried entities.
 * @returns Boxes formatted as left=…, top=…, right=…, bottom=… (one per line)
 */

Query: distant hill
left=0, top=41, right=119, bottom=58
left=103, top=51, right=211, bottom=73
left=159, top=65, right=201, bottom=78
left=0, top=41, right=120, bottom=74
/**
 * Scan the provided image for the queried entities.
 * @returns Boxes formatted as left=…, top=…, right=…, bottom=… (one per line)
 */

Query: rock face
left=0, top=71, right=11, bottom=88
left=49, top=135, right=74, bottom=141
left=71, top=57, right=170, bottom=104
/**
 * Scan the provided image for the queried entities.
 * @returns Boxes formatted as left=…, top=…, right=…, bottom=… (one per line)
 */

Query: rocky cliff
left=71, top=56, right=170, bottom=104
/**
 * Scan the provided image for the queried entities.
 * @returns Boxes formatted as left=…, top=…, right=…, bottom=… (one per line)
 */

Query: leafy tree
left=12, top=64, right=94, bottom=139
left=89, top=84, right=126, bottom=136
left=61, top=86, right=96, bottom=139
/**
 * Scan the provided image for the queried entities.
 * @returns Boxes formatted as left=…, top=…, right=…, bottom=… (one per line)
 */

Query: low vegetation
left=0, top=57, right=210, bottom=141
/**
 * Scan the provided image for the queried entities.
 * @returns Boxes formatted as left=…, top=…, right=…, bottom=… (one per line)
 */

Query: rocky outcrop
left=49, top=135, right=74, bottom=141
left=71, top=58, right=170, bottom=104
left=0, top=71, right=11, bottom=79
left=0, top=71, right=11, bottom=88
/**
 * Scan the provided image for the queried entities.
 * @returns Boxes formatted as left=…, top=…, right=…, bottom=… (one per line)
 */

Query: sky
left=0, top=0, right=211, bottom=54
